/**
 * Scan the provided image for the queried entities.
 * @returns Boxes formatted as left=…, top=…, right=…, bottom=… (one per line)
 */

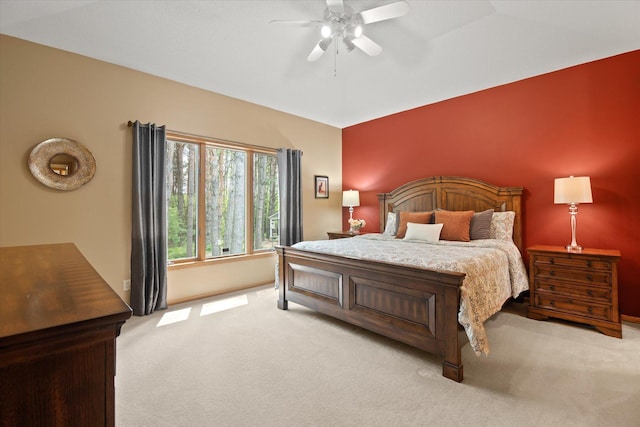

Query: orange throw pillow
left=396, top=211, right=433, bottom=239
left=435, top=210, right=474, bottom=242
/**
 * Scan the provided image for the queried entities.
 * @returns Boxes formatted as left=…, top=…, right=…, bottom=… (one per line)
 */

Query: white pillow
left=403, top=222, right=443, bottom=242
left=489, top=211, right=515, bottom=241
left=383, top=212, right=398, bottom=236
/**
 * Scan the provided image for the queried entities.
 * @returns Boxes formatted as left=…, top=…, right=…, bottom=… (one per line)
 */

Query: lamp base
left=565, top=203, right=583, bottom=253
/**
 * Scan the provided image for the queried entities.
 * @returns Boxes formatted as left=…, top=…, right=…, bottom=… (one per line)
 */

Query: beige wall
left=0, top=35, right=342, bottom=304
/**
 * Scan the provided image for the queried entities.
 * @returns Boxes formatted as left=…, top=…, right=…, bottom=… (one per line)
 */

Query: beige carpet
left=116, top=285, right=640, bottom=426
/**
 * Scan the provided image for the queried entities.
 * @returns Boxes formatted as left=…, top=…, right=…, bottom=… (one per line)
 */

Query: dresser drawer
left=534, top=278, right=611, bottom=303
left=533, top=254, right=611, bottom=271
left=534, top=293, right=611, bottom=321
left=533, top=264, right=611, bottom=286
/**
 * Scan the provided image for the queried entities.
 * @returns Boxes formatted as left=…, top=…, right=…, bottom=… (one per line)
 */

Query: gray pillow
left=470, top=209, right=494, bottom=240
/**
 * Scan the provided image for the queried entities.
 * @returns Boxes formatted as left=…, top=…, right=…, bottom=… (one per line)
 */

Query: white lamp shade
left=342, top=190, right=360, bottom=207
left=554, top=176, right=593, bottom=204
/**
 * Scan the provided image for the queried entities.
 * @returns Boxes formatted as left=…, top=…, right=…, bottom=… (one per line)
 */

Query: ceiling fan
left=271, top=0, right=410, bottom=62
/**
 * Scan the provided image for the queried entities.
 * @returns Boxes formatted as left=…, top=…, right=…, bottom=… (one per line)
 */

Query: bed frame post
left=377, top=193, right=388, bottom=233
left=276, top=247, right=288, bottom=310
left=441, top=285, right=463, bottom=382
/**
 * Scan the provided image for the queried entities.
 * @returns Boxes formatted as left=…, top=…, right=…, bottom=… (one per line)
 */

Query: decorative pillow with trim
left=490, top=211, right=516, bottom=241
left=396, top=211, right=432, bottom=239
left=383, top=212, right=399, bottom=236
left=434, top=210, right=474, bottom=242
left=403, top=222, right=443, bottom=242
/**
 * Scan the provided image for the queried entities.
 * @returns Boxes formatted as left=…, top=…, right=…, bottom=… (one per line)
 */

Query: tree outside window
left=166, top=136, right=278, bottom=263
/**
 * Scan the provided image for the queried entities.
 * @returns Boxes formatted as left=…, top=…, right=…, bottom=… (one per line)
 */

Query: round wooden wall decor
left=28, top=137, right=96, bottom=191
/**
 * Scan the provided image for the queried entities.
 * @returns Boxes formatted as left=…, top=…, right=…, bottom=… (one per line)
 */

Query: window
left=166, top=133, right=278, bottom=264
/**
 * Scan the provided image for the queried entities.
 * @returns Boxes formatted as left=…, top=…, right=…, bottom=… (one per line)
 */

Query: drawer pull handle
left=587, top=290, right=593, bottom=297
left=549, top=271, right=555, bottom=276
left=587, top=306, right=593, bottom=314
left=586, top=275, right=593, bottom=281
left=586, top=260, right=592, bottom=267
left=549, top=300, right=555, bottom=307
left=549, top=258, right=554, bottom=264
left=549, top=285, right=555, bottom=291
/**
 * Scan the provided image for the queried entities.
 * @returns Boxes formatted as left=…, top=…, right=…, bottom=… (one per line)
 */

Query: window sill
left=167, top=250, right=277, bottom=270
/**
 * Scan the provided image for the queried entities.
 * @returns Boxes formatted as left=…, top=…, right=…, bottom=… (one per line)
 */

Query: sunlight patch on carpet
left=156, top=307, right=192, bottom=327
left=200, top=295, right=248, bottom=316
left=256, top=288, right=276, bottom=299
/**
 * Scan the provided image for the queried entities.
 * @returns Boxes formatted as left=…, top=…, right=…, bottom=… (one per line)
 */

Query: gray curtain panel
left=277, top=148, right=303, bottom=246
left=130, top=121, right=168, bottom=316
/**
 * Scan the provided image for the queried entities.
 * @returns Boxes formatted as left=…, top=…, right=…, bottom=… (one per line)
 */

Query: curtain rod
left=127, top=120, right=283, bottom=153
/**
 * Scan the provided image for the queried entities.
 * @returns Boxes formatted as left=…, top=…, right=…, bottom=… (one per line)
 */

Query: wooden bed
left=276, top=176, right=523, bottom=382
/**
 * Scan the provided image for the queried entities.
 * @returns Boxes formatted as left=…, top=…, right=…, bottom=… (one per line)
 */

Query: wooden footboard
left=277, top=246, right=466, bottom=382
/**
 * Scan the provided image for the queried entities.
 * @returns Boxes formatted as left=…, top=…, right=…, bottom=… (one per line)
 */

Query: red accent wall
left=342, top=50, right=640, bottom=317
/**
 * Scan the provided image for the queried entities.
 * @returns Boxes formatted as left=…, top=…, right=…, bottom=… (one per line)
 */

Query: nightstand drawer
left=534, top=278, right=611, bottom=303
left=533, top=264, right=611, bottom=286
left=533, top=254, right=611, bottom=271
left=534, top=294, right=611, bottom=321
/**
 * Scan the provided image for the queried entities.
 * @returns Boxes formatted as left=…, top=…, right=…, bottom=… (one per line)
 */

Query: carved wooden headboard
left=377, top=176, right=524, bottom=252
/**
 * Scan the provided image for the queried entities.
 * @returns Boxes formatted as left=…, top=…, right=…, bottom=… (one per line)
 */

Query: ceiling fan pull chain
left=334, top=38, right=338, bottom=77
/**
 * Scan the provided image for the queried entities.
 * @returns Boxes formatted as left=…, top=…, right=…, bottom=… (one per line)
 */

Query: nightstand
left=527, top=245, right=622, bottom=338
left=327, top=231, right=362, bottom=240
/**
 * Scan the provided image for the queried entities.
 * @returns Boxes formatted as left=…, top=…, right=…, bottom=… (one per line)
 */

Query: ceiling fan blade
left=326, top=0, right=344, bottom=13
left=307, top=38, right=332, bottom=62
left=352, top=35, right=382, bottom=56
left=357, top=1, right=409, bottom=24
left=269, top=19, right=322, bottom=28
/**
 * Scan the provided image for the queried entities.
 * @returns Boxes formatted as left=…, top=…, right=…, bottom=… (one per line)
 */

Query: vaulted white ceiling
left=1, top=1, right=638, bottom=128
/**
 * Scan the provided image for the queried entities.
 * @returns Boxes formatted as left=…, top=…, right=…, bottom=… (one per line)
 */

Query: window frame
left=166, top=130, right=278, bottom=268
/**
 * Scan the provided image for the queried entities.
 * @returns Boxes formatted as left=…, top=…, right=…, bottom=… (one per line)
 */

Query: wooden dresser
left=0, top=243, right=132, bottom=427
left=527, top=245, right=621, bottom=338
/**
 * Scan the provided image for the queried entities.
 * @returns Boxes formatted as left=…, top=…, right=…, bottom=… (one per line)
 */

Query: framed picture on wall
left=314, top=175, right=329, bottom=199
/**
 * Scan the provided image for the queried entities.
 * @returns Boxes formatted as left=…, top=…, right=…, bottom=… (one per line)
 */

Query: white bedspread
left=292, top=234, right=529, bottom=356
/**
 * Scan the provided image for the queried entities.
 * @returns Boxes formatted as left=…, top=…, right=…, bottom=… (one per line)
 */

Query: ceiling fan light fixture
left=275, top=1, right=410, bottom=63
left=353, top=25, right=363, bottom=38
left=321, top=24, right=332, bottom=38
